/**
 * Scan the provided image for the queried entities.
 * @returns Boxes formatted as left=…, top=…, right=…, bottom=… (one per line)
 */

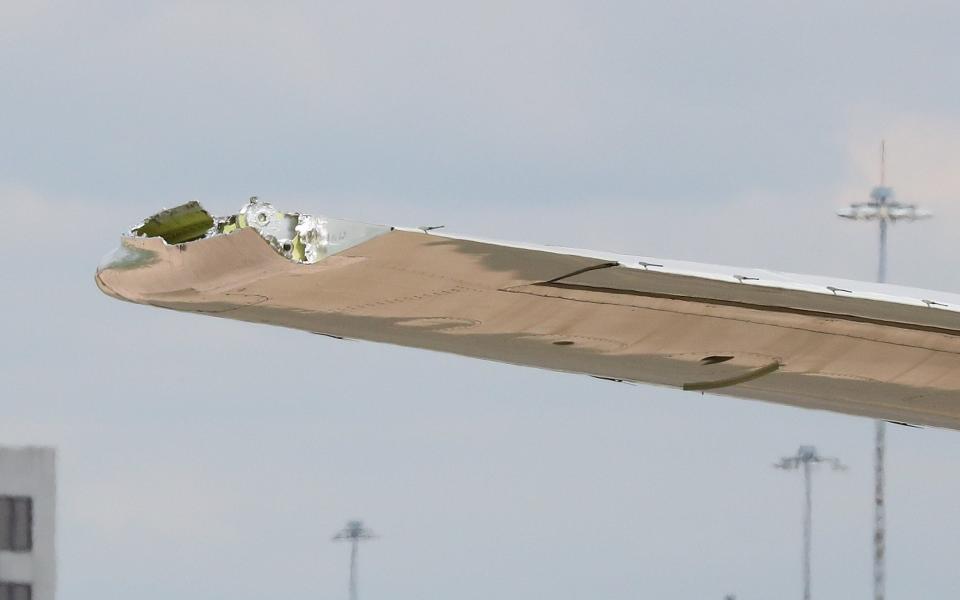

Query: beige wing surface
left=97, top=200, right=960, bottom=429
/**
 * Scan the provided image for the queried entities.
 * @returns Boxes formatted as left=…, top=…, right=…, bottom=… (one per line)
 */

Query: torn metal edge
left=120, top=196, right=392, bottom=266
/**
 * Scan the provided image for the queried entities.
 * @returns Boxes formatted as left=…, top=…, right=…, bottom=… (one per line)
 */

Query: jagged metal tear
left=122, top=197, right=390, bottom=265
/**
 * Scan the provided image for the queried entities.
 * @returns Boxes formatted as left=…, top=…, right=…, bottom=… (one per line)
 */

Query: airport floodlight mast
left=333, top=520, right=376, bottom=600
left=775, top=446, right=846, bottom=600
left=836, top=141, right=933, bottom=282
left=837, top=141, right=932, bottom=600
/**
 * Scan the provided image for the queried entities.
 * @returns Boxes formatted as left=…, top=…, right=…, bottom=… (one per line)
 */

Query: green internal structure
left=133, top=201, right=215, bottom=244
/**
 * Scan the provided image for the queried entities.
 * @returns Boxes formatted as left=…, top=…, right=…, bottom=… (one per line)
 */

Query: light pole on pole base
left=837, top=141, right=932, bottom=600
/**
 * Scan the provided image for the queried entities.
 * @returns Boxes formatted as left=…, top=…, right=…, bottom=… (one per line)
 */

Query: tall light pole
left=837, top=141, right=932, bottom=600
left=333, top=520, right=376, bottom=600
left=776, top=446, right=847, bottom=600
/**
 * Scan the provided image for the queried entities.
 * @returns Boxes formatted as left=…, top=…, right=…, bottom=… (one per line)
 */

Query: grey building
left=0, top=448, right=56, bottom=600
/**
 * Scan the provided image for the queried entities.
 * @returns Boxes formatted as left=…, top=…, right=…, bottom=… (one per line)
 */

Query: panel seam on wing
left=502, top=285, right=960, bottom=356
left=333, top=285, right=472, bottom=314
left=540, top=281, right=960, bottom=338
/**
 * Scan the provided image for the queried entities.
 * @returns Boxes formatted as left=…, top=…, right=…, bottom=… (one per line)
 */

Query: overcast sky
left=3, top=1, right=960, bottom=598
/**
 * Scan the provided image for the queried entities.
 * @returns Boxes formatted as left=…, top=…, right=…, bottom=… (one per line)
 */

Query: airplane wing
left=96, top=199, right=960, bottom=429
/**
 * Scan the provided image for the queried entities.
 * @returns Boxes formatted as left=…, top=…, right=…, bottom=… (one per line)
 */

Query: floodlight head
left=838, top=146, right=932, bottom=229
left=870, top=186, right=894, bottom=204
left=333, top=520, right=376, bottom=542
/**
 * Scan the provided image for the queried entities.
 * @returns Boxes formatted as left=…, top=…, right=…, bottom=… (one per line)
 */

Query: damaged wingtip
left=98, top=198, right=392, bottom=300
left=118, top=197, right=391, bottom=266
